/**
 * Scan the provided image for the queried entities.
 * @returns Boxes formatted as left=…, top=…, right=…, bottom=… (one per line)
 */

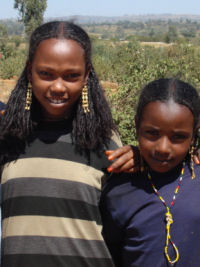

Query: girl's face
left=137, top=100, right=194, bottom=173
left=30, top=38, right=89, bottom=121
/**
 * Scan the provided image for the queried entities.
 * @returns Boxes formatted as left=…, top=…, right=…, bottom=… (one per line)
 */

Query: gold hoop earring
left=189, top=145, right=195, bottom=179
left=82, top=85, right=90, bottom=113
left=25, top=82, right=32, bottom=111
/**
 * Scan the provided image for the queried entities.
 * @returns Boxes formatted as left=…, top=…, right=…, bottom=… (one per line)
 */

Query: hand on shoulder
left=106, top=145, right=140, bottom=173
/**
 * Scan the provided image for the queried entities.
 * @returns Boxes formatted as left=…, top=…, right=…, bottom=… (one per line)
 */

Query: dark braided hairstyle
left=0, top=21, right=116, bottom=163
left=135, top=78, right=200, bottom=160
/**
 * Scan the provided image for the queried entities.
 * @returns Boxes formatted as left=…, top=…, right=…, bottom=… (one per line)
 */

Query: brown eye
left=63, top=73, right=81, bottom=81
left=146, top=130, right=159, bottom=136
left=39, top=71, right=51, bottom=77
left=173, top=134, right=187, bottom=140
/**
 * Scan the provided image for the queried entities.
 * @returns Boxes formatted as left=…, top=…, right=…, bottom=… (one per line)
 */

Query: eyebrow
left=37, top=65, right=82, bottom=72
left=142, top=125, right=191, bottom=134
left=172, top=130, right=191, bottom=134
left=142, top=125, right=160, bottom=130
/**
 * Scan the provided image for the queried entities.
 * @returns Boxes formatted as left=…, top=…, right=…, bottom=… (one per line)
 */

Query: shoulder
left=110, top=130, right=122, bottom=148
left=194, top=163, right=200, bottom=176
left=103, top=130, right=122, bottom=152
left=102, top=173, right=135, bottom=197
left=102, top=171, right=148, bottom=195
left=101, top=171, right=148, bottom=209
left=89, top=130, right=122, bottom=171
left=184, top=163, right=200, bottom=180
left=100, top=171, right=151, bottom=227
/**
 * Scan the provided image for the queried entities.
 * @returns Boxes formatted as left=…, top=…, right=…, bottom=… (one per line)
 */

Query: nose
left=155, top=136, right=171, bottom=157
left=50, top=78, right=66, bottom=96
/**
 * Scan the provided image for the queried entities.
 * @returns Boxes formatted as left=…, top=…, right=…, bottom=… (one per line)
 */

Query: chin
left=151, top=168, right=171, bottom=173
left=148, top=162, right=173, bottom=173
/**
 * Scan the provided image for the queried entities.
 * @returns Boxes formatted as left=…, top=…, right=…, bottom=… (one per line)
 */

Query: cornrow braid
left=135, top=78, right=200, bottom=162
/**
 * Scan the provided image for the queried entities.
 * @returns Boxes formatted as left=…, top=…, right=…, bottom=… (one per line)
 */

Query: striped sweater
left=1, top=120, right=120, bottom=267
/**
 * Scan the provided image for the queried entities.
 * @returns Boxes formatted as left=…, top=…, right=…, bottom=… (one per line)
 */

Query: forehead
left=33, top=38, right=85, bottom=65
left=140, top=100, right=194, bottom=130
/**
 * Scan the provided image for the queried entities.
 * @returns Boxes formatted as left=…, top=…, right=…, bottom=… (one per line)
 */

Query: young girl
left=0, top=21, right=134, bottom=267
left=100, top=78, right=200, bottom=267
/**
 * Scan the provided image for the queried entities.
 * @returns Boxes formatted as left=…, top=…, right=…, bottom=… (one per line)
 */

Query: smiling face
left=137, top=100, right=194, bottom=173
left=30, top=38, right=89, bottom=121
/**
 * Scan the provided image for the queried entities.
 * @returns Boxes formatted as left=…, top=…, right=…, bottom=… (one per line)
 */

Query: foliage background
left=1, top=19, right=200, bottom=145
left=93, top=39, right=200, bottom=144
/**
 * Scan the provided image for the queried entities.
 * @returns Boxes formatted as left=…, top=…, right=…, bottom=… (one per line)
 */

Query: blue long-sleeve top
left=100, top=163, right=200, bottom=267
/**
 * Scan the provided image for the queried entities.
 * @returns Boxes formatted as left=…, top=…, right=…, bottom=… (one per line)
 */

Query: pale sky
left=1, top=0, right=200, bottom=19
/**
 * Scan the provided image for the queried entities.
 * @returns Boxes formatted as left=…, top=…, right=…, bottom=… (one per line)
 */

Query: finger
left=107, top=165, right=140, bottom=173
left=108, top=158, right=140, bottom=173
left=106, top=146, right=133, bottom=161
left=105, top=150, right=114, bottom=156
left=105, top=150, right=115, bottom=160
left=109, top=151, right=137, bottom=169
left=193, top=155, right=200, bottom=165
left=195, top=148, right=200, bottom=163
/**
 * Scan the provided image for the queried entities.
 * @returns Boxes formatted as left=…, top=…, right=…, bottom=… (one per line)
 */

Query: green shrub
left=93, top=39, right=200, bottom=144
left=0, top=49, right=26, bottom=79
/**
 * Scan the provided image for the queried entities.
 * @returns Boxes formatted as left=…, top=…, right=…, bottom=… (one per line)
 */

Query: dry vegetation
left=0, top=77, right=17, bottom=103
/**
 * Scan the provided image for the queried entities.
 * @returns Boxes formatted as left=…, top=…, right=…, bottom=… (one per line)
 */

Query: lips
left=147, top=156, right=173, bottom=172
left=47, top=98, right=68, bottom=104
left=150, top=156, right=171, bottom=164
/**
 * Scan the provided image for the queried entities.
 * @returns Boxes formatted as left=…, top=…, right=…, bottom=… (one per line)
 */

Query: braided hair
left=0, top=21, right=116, bottom=163
left=135, top=78, right=200, bottom=160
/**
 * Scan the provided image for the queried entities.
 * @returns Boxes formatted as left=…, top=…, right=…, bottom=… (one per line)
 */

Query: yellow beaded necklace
left=147, top=162, right=185, bottom=265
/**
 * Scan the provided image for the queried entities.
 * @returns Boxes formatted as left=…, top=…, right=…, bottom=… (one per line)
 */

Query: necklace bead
left=147, top=162, right=185, bottom=265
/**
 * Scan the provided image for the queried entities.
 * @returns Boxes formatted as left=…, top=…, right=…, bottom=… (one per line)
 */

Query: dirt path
left=0, top=78, right=17, bottom=103
left=0, top=79, right=118, bottom=104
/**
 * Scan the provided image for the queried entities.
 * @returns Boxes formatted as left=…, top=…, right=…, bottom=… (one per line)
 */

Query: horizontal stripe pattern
left=3, top=216, right=103, bottom=240
left=1, top=126, right=118, bottom=266
left=4, top=236, right=110, bottom=257
left=2, top=177, right=100, bottom=205
left=2, top=255, right=114, bottom=267
left=2, top=157, right=103, bottom=190
left=3, top=196, right=102, bottom=224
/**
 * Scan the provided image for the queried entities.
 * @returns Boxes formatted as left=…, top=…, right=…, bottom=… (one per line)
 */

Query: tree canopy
left=14, top=0, right=47, bottom=37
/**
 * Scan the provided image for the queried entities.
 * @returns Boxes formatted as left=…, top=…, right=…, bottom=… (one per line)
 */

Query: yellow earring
left=82, top=85, right=90, bottom=113
left=25, top=82, right=32, bottom=111
left=189, top=145, right=195, bottom=179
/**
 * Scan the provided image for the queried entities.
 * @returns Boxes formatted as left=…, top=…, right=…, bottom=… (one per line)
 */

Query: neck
left=149, top=162, right=184, bottom=181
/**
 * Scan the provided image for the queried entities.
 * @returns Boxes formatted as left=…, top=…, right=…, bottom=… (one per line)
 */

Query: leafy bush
left=93, top=39, right=200, bottom=145
left=0, top=46, right=26, bottom=79
left=1, top=36, right=200, bottom=145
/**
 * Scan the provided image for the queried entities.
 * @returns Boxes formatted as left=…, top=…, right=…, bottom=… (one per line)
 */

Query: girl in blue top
left=101, top=78, right=200, bottom=267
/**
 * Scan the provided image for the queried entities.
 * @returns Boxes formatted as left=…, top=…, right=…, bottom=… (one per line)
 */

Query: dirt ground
left=0, top=78, right=17, bottom=103
left=0, top=79, right=117, bottom=105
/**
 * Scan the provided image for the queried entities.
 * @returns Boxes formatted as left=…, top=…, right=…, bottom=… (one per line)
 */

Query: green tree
left=14, top=0, right=47, bottom=37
